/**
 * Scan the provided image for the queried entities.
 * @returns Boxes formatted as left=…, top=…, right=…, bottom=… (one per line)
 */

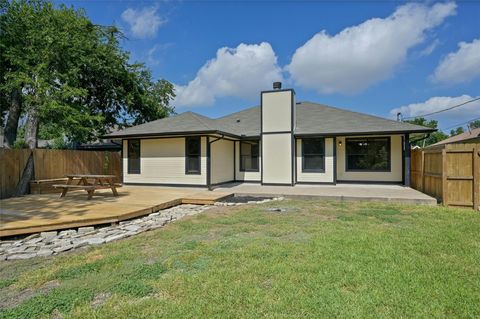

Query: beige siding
left=123, top=137, right=207, bottom=185
left=235, top=141, right=261, bottom=182
left=296, top=138, right=334, bottom=183
left=262, top=133, right=293, bottom=184
left=336, top=135, right=403, bottom=182
left=261, top=90, right=293, bottom=133
left=211, top=139, right=234, bottom=185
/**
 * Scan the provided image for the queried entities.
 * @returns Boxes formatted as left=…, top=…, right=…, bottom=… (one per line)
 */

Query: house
left=428, top=127, right=480, bottom=148
left=106, top=83, right=434, bottom=189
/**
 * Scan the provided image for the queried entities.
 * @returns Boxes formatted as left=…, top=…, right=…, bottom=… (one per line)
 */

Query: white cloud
left=286, top=2, right=456, bottom=94
left=174, top=42, right=283, bottom=108
left=146, top=43, right=173, bottom=66
left=121, top=6, right=166, bottom=39
left=390, top=95, right=480, bottom=126
left=432, top=38, right=480, bottom=84
left=419, top=39, right=440, bottom=57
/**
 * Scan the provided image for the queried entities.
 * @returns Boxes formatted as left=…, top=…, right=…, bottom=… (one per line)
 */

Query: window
left=127, top=139, right=140, bottom=174
left=185, top=137, right=201, bottom=174
left=346, top=137, right=391, bottom=171
left=302, top=138, right=325, bottom=172
left=240, top=140, right=259, bottom=172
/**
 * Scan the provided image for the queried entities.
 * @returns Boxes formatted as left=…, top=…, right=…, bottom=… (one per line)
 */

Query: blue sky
left=62, top=1, right=480, bottom=133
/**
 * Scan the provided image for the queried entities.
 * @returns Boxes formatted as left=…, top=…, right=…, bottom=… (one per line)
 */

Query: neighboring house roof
left=429, top=128, right=480, bottom=147
left=76, top=140, right=121, bottom=151
left=106, top=101, right=434, bottom=139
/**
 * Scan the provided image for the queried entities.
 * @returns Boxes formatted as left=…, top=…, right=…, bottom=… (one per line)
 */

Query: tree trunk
left=24, top=107, right=39, bottom=149
left=14, top=108, right=39, bottom=196
left=3, top=89, right=22, bottom=148
left=14, top=151, right=34, bottom=196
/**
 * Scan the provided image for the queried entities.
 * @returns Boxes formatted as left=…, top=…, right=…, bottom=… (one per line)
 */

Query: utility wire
left=403, top=96, right=480, bottom=120
left=440, top=116, right=480, bottom=131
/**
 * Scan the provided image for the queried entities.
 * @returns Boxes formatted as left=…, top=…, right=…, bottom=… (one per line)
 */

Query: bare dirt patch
left=0, top=280, right=60, bottom=309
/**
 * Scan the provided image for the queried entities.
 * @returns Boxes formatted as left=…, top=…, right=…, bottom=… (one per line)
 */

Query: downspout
left=207, top=135, right=224, bottom=191
left=404, top=134, right=411, bottom=187
left=410, top=133, right=431, bottom=146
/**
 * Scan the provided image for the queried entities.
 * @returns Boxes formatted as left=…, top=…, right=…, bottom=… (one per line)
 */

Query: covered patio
left=213, top=182, right=437, bottom=205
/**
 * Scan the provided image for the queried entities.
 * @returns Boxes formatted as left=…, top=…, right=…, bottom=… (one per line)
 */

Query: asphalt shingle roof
left=107, top=101, right=434, bottom=138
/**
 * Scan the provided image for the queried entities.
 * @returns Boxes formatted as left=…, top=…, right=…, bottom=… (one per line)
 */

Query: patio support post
left=207, top=135, right=224, bottom=191
left=404, top=134, right=411, bottom=187
left=207, top=136, right=211, bottom=190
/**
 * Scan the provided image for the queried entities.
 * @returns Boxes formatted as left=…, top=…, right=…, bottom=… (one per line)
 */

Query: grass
left=0, top=200, right=479, bottom=318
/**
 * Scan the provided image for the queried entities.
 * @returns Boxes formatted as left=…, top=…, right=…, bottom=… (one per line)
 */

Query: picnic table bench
left=53, top=174, right=121, bottom=200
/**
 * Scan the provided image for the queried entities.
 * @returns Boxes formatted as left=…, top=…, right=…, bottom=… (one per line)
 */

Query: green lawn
left=1, top=200, right=479, bottom=318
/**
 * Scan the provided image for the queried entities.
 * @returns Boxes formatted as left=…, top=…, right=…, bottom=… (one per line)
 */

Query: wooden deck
left=0, top=186, right=232, bottom=237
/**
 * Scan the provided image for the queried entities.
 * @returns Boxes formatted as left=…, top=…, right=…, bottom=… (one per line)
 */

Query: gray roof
left=108, top=111, right=219, bottom=137
left=107, top=101, right=434, bottom=138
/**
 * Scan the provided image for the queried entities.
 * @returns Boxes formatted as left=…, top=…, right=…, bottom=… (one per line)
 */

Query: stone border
left=0, top=204, right=210, bottom=261
left=215, top=196, right=284, bottom=206
left=0, top=197, right=283, bottom=261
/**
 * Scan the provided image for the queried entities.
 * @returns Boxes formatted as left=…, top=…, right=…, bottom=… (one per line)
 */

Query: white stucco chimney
left=260, top=83, right=296, bottom=185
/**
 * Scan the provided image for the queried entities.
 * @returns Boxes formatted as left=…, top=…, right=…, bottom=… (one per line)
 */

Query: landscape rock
left=22, top=233, right=41, bottom=241
left=7, top=253, right=38, bottom=260
left=53, top=245, right=73, bottom=253
left=78, top=226, right=95, bottom=234
left=105, top=234, right=127, bottom=243
left=0, top=203, right=234, bottom=260
left=40, top=231, right=57, bottom=239
left=59, top=230, right=77, bottom=237
left=37, top=249, right=53, bottom=257
left=25, top=237, right=44, bottom=245
left=123, top=225, right=141, bottom=232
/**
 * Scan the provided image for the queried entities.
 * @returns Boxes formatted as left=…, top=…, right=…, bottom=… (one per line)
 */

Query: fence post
left=474, top=146, right=479, bottom=211
left=420, top=150, right=425, bottom=192
left=442, top=149, right=448, bottom=207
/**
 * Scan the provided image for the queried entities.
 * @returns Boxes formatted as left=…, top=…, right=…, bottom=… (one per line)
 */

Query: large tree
left=0, top=0, right=175, bottom=194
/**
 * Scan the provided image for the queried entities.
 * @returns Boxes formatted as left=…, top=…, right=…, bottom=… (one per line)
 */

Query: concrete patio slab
left=213, top=183, right=437, bottom=205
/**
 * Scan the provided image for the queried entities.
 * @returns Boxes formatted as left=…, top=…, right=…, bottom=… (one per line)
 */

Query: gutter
left=101, top=130, right=241, bottom=140
left=294, top=129, right=436, bottom=138
left=206, top=135, right=225, bottom=191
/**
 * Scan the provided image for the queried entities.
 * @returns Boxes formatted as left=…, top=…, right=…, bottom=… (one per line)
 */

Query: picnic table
left=53, top=174, right=120, bottom=200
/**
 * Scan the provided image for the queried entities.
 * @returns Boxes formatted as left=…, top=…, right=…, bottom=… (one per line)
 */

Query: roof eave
left=294, top=128, right=436, bottom=137
left=101, top=130, right=242, bottom=140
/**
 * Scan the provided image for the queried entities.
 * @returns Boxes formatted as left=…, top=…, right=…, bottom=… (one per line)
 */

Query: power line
left=440, top=116, right=480, bottom=131
left=403, top=97, right=480, bottom=120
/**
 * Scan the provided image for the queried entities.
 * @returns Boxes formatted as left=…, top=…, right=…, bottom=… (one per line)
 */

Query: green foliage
left=55, top=260, right=104, bottom=280
left=111, top=280, right=154, bottom=297
left=404, top=117, right=449, bottom=147
left=0, top=278, right=15, bottom=289
left=0, top=0, right=175, bottom=145
left=12, top=139, right=28, bottom=149
left=49, top=137, right=73, bottom=149
left=37, top=122, right=63, bottom=140
left=129, top=262, right=167, bottom=280
left=0, top=287, right=94, bottom=319
left=450, top=127, right=465, bottom=136
left=469, top=120, right=480, bottom=129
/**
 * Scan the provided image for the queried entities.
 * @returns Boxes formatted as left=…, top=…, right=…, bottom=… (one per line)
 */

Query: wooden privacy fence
left=0, top=149, right=121, bottom=199
left=411, top=143, right=479, bottom=210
